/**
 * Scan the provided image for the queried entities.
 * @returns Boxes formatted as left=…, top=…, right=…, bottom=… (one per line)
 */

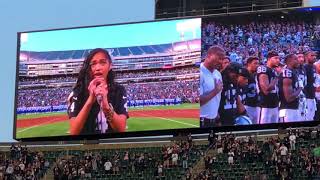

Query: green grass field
left=16, top=103, right=199, bottom=139
left=129, top=103, right=199, bottom=110
left=126, top=117, right=198, bottom=132
left=16, top=121, right=69, bottom=139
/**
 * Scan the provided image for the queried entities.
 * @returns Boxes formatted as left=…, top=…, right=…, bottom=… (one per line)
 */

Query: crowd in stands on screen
left=18, top=66, right=199, bottom=85
left=17, top=79, right=199, bottom=111
left=202, top=20, right=315, bottom=63
left=125, top=80, right=199, bottom=103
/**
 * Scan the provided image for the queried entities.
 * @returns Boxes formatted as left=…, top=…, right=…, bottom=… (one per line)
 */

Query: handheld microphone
left=97, top=95, right=103, bottom=105
left=96, top=81, right=103, bottom=105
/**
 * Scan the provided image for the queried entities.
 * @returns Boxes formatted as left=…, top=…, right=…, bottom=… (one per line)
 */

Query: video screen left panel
left=16, top=18, right=202, bottom=139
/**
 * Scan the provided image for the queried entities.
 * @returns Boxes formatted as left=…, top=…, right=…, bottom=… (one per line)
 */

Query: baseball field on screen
left=16, top=103, right=199, bottom=139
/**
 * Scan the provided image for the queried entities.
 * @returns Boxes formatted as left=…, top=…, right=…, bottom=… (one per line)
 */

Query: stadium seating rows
left=2, top=127, right=320, bottom=179
left=0, top=137, right=208, bottom=180
left=20, top=43, right=174, bottom=61
left=18, top=66, right=199, bottom=85
left=199, top=127, right=320, bottom=179
left=17, top=79, right=199, bottom=108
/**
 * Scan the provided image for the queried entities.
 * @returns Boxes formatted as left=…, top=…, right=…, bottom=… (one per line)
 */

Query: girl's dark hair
left=73, top=48, right=116, bottom=105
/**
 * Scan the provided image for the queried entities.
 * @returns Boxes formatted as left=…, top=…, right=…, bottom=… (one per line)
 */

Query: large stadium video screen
left=15, top=18, right=202, bottom=139
left=15, top=10, right=320, bottom=140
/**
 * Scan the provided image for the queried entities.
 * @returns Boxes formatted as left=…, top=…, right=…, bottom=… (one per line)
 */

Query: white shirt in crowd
left=6, top=166, right=14, bottom=174
left=279, top=145, right=288, bottom=156
left=19, top=163, right=25, bottom=171
left=228, top=151, right=234, bottom=157
left=218, top=135, right=221, bottom=141
left=44, top=160, right=50, bottom=168
left=80, top=168, right=85, bottom=175
left=158, top=165, right=163, bottom=174
left=172, top=153, right=178, bottom=162
left=200, top=63, right=222, bottom=119
left=0, top=165, right=4, bottom=172
left=104, top=161, right=112, bottom=171
left=217, top=146, right=223, bottom=154
left=228, top=151, right=234, bottom=164
left=244, top=136, right=249, bottom=143
left=289, top=134, right=296, bottom=143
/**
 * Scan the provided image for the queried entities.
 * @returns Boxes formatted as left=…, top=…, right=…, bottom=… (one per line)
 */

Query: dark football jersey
left=304, top=64, right=316, bottom=99
left=244, top=73, right=259, bottom=107
left=219, top=83, right=240, bottom=126
left=297, top=65, right=307, bottom=88
left=256, top=65, right=279, bottom=108
left=67, top=84, right=129, bottom=135
left=279, top=68, right=299, bottom=109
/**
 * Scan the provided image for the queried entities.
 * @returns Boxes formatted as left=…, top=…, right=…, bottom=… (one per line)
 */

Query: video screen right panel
left=200, top=10, right=320, bottom=127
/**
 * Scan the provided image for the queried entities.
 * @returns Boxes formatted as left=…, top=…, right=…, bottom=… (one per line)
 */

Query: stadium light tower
left=19, top=33, right=29, bottom=61
left=107, top=49, right=114, bottom=57
left=179, top=31, right=185, bottom=41
left=176, top=18, right=201, bottom=41
left=21, top=33, right=28, bottom=44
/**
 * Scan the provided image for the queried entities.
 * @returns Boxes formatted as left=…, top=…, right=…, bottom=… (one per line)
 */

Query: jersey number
left=257, top=66, right=267, bottom=73
left=70, top=102, right=75, bottom=113
left=247, top=83, right=257, bottom=98
left=283, top=69, right=292, bottom=78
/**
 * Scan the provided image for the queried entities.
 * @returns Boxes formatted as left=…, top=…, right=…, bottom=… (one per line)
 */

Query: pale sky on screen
left=20, top=18, right=201, bottom=51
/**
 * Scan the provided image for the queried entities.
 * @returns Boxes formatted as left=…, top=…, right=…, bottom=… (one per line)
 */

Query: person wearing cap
left=218, top=63, right=247, bottom=126
left=237, top=67, right=250, bottom=90
left=237, top=67, right=250, bottom=110
left=278, top=54, right=303, bottom=122
left=256, top=51, right=280, bottom=124
left=242, top=56, right=260, bottom=124
left=200, top=46, right=225, bottom=128
left=304, top=50, right=318, bottom=121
